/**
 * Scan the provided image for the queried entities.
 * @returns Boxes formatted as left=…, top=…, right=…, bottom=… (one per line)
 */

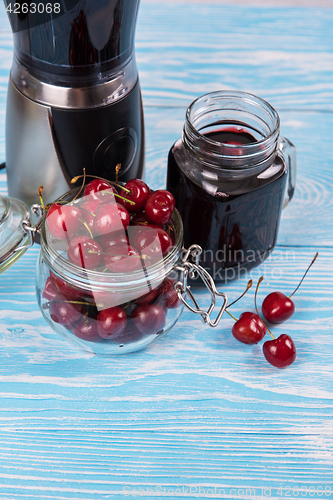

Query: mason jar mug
left=167, top=90, right=296, bottom=283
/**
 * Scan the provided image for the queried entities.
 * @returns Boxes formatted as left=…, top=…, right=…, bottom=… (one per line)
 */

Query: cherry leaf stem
left=225, top=309, right=239, bottom=323
left=226, top=279, right=253, bottom=309
left=289, top=252, right=319, bottom=299
left=255, top=276, right=275, bottom=340
left=70, top=173, right=131, bottom=193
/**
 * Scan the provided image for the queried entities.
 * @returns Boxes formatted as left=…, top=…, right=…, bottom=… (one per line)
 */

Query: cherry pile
left=41, top=174, right=318, bottom=362
left=226, top=253, right=318, bottom=368
left=42, top=177, right=180, bottom=345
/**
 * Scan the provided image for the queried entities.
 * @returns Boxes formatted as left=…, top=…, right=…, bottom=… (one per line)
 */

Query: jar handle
left=174, top=245, right=228, bottom=327
left=279, top=136, right=297, bottom=209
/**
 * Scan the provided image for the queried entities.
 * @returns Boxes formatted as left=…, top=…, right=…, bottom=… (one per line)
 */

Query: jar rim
left=183, top=90, right=280, bottom=169
left=40, top=187, right=184, bottom=295
left=0, top=195, right=10, bottom=227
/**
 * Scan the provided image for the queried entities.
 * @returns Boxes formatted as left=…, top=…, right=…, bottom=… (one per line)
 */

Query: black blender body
left=5, top=0, right=144, bottom=206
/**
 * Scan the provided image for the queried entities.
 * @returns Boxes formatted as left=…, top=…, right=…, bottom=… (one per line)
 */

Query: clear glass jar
left=35, top=188, right=184, bottom=355
left=167, top=90, right=296, bottom=283
left=1, top=185, right=229, bottom=355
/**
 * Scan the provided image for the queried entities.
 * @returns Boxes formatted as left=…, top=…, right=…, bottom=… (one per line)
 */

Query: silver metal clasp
left=13, top=204, right=44, bottom=254
left=174, top=245, right=228, bottom=327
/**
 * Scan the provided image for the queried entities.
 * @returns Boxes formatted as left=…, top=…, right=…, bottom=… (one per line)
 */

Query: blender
left=4, top=0, right=145, bottom=206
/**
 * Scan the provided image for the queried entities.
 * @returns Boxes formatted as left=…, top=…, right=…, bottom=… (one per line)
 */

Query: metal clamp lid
left=174, top=245, right=228, bottom=327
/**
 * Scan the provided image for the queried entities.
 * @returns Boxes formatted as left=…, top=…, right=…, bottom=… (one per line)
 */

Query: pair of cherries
left=228, top=253, right=318, bottom=368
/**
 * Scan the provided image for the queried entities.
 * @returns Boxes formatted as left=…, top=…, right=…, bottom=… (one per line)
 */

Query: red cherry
left=72, top=317, right=102, bottom=342
left=262, top=292, right=295, bottom=324
left=135, top=287, right=160, bottom=305
left=263, top=334, right=296, bottom=368
left=119, top=179, right=150, bottom=213
left=46, top=203, right=83, bottom=240
left=132, top=226, right=173, bottom=256
left=145, top=190, right=175, bottom=225
left=93, top=189, right=118, bottom=204
left=114, top=324, right=144, bottom=345
left=97, top=306, right=127, bottom=339
left=132, top=303, right=166, bottom=335
left=42, top=277, right=58, bottom=301
left=81, top=199, right=101, bottom=214
left=83, top=179, right=117, bottom=198
left=49, top=295, right=83, bottom=325
left=80, top=199, right=101, bottom=233
left=103, top=243, right=142, bottom=273
left=232, top=312, right=266, bottom=344
left=49, top=271, right=87, bottom=302
left=94, top=202, right=130, bottom=235
left=98, top=231, right=130, bottom=252
left=130, top=212, right=163, bottom=229
left=159, top=278, right=181, bottom=309
left=261, top=253, right=318, bottom=324
left=67, top=236, right=103, bottom=270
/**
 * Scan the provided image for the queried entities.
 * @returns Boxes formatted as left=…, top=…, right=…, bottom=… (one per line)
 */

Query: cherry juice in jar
left=166, top=91, right=294, bottom=283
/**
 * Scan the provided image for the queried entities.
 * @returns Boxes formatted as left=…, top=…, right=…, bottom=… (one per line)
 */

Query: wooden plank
left=0, top=247, right=332, bottom=499
left=135, top=2, right=333, bottom=110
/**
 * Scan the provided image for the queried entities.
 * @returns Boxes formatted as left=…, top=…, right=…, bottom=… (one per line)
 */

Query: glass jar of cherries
left=34, top=178, right=189, bottom=355
left=0, top=176, right=228, bottom=355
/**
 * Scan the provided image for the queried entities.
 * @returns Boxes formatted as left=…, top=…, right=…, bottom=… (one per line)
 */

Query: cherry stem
left=72, top=167, right=86, bottom=203
left=226, top=279, right=253, bottom=309
left=255, top=276, right=275, bottom=340
left=113, top=193, right=135, bottom=205
left=72, top=169, right=134, bottom=205
left=78, top=219, right=93, bottom=239
left=115, top=163, right=121, bottom=184
left=44, top=299, right=93, bottom=308
left=38, top=186, right=45, bottom=211
left=289, top=252, right=319, bottom=299
left=70, top=173, right=131, bottom=193
left=44, top=200, right=68, bottom=212
left=225, top=309, right=239, bottom=322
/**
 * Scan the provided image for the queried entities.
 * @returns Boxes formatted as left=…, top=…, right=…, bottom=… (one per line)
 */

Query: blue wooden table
left=0, top=1, right=333, bottom=498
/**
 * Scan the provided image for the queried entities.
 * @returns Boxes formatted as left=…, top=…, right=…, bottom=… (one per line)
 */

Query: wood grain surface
left=0, top=1, right=332, bottom=499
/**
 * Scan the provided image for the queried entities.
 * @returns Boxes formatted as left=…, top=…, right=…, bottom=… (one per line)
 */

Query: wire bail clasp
left=174, top=245, right=228, bottom=327
left=15, top=204, right=44, bottom=253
